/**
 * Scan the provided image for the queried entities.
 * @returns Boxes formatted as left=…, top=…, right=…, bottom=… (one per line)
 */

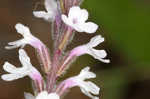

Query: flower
left=61, top=6, right=98, bottom=33
left=5, top=23, right=51, bottom=73
left=1, top=49, right=42, bottom=81
left=60, top=67, right=100, bottom=99
left=57, top=35, right=109, bottom=76
left=24, top=91, right=60, bottom=99
left=33, top=0, right=57, bottom=21
left=69, top=35, right=110, bottom=63
left=5, top=23, right=44, bottom=51
left=36, top=91, right=59, bottom=99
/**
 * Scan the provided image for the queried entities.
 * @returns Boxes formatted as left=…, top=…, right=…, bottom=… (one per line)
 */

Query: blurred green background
left=0, top=0, right=150, bottom=99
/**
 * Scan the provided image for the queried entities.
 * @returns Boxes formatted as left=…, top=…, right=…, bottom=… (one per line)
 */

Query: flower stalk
left=1, top=0, right=110, bottom=99
left=58, top=27, right=73, bottom=51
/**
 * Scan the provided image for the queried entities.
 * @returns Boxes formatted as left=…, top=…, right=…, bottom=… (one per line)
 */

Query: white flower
left=70, top=35, right=110, bottom=63
left=6, top=23, right=52, bottom=73
left=36, top=91, right=59, bottom=99
left=5, top=23, right=44, bottom=51
left=24, top=91, right=59, bottom=99
left=61, top=6, right=98, bottom=33
left=1, top=49, right=42, bottom=81
left=33, top=0, right=57, bottom=21
left=63, top=67, right=100, bottom=99
left=57, top=35, right=109, bottom=76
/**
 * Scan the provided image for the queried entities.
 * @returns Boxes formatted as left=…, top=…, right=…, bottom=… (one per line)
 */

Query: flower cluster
left=1, top=0, right=110, bottom=99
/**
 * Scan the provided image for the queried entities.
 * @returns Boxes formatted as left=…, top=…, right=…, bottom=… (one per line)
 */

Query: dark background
left=0, top=0, right=150, bottom=99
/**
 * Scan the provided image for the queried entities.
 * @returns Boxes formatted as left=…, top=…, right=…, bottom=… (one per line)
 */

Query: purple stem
left=37, top=45, right=51, bottom=73
left=47, top=49, right=61, bottom=93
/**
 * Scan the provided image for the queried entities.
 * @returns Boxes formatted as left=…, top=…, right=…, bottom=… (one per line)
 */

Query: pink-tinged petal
left=29, top=68, right=42, bottom=81
left=18, top=49, right=43, bottom=81
left=10, top=23, right=52, bottom=73
left=81, top=22, right=98, bottom=33
left=68, top=6, right=88, bottom=24
left=69, top=7, right=88, bottom=23
left=68, top=35, right=109, bottom=63
left=62, top=6, right=99, bottom=33
left=70, top=45, right=87, bottom=56
left=62, top=14, right=84, bottom=32
left=1, top=49, right=43, bottom=82
left=62, top=6, right=98, bottom=33
left=6, top=23, right=48, bottom=53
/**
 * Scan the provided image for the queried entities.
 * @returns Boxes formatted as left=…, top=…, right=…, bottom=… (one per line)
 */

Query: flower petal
left=45, top=0, right=57, bottom=13
left=68, top=6, right=81, bottom=20
left=79, top=81, right=100, bottom=99
left=36, top=91, right=48, bottom=99
left=87, top=35, right=104, bottom=47
left=88, top=49, right=110, bottom=63
left=81, top=88, right=99, bottom=99
left=81, top=22, right=98, bottom=33
left=78, top=81, right=100, bottom=99
left=61, top=15, right=71, bottom=26
left=73, top=24, right=84, bottom=32
left=57, top=66, right=99, bottom=99
left=3, top=62, right=18, bottom=73
left=36, top=91, right=59, bottom=99
left=33, top=11, right=51, bottom=21
left=85, top=81, right=100, bottom=95
left=62, top=6, right=98, bottom=33
left=78, top=81, right=99, bottom=94
left=15, top=23, right=31, bottom=36
left=48, top=93, right=60, bottom=99
left=78, top=9, right=88, bottom=23
left=19, top=49, right=31, bottom=67
left=1, top=73, right=25, bottom=81
left=6, top=23, right=43, bottom=50
left=68, top=6, right=88, bottom=23
left=62, top=14, right=84, bottom=32
left=78, top=67, right=96, bottom=80
left=5, top=39, right=26, bottom=49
